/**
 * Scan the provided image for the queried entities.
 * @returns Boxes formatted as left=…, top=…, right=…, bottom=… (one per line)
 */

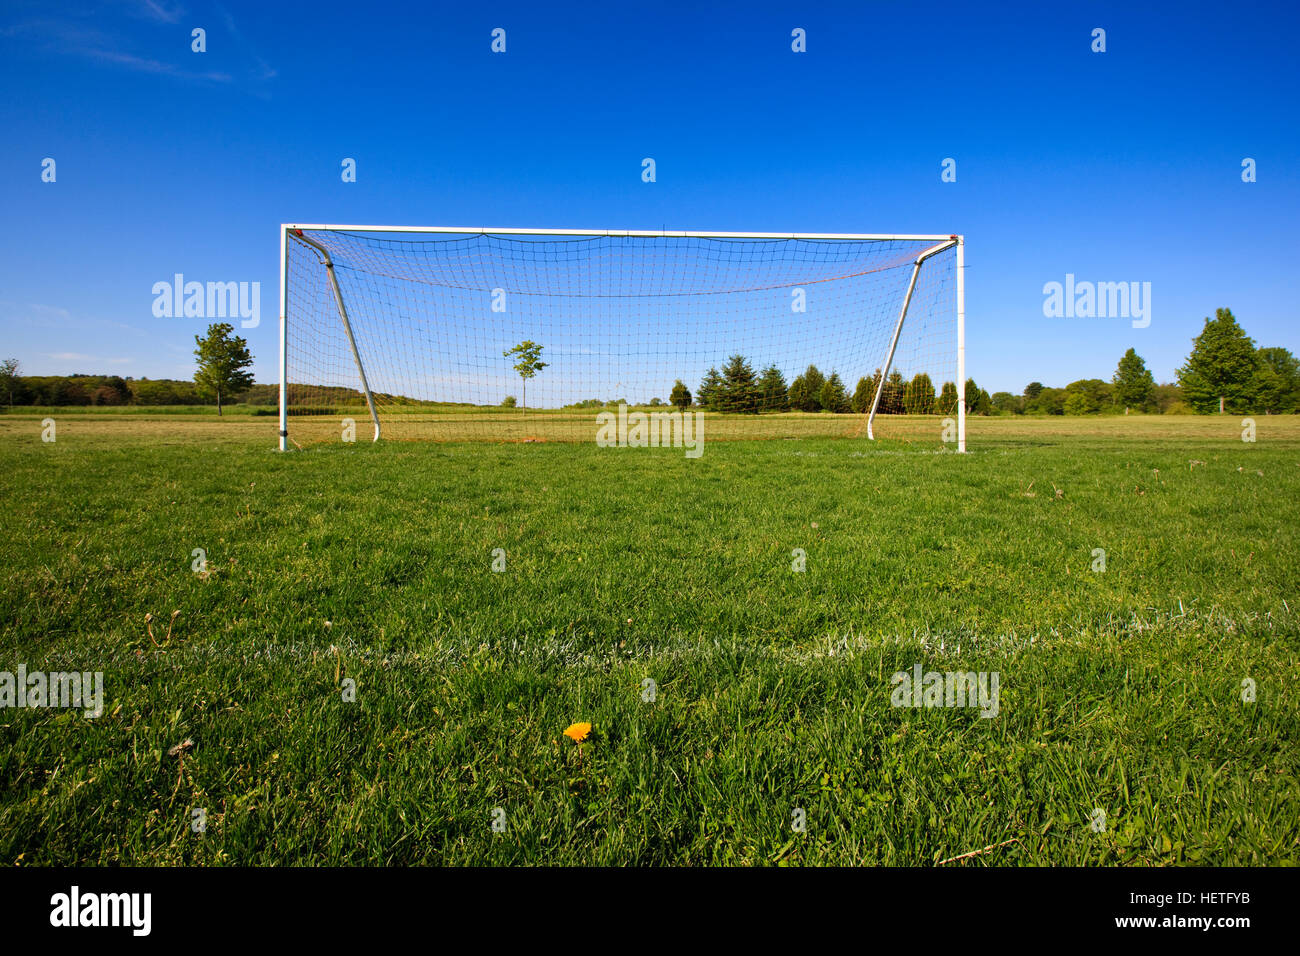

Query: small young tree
left=194, top=322, right=255, bottom=416
left=669, top=379, right=692, bottom=408
left=0, top=358, right=20, bottom=409
left=503, top=340, right=547, bottom=411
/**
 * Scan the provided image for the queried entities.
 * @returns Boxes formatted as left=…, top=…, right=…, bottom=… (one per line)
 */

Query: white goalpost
left=278, top=225, right=965, bottom=451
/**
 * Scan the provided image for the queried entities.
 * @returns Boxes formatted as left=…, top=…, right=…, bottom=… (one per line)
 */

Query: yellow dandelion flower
left=563, top=722, right=592, bottom=743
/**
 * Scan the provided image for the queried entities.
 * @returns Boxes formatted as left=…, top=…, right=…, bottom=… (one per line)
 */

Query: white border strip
left=284, top=224, right=960, bottom=242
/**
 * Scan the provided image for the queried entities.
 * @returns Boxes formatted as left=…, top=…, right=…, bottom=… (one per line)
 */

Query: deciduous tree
left=503, top=340, right=547, bottom=411
left=194, top=322, right=255, bottom=416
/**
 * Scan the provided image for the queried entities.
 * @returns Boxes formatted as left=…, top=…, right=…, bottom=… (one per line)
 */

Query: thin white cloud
left=5, top=6, right=270, bottom=89
left=216, top=3, right=277, bottom=82
left=129, top=1, right=186, bottom=24
left=85, top=47, right=232, bottom=82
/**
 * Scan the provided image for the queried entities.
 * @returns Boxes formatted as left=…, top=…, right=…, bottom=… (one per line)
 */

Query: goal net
left=279, top=227, right=964, bottom=449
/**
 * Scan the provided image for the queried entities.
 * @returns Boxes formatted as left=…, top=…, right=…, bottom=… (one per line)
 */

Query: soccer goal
left=278, top=226, right=965, bottom=450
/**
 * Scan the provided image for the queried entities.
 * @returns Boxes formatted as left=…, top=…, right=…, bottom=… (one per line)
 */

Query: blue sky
left=2, top=0, right=1297, bottom=394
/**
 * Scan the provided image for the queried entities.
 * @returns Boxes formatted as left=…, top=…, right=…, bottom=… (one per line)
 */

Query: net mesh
left=283, top=230, right=959, bottom=444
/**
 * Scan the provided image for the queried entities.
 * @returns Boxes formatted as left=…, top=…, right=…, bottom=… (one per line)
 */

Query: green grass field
left=1, top=411, right=1297, bottom=865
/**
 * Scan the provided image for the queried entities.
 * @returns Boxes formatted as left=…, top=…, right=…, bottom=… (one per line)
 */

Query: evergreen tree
left=937, top=381, right=959, bottom=415
left=820, top=372, right=850, bottom=413
left=719, top=354, right=759, bottom=413
left=1112, top=348, right=1156, bottom=411
left=755, top=365, right=789, bottom=411
left=958, top=377, right=994, bottom=415
left=1023, top=381, right=1044, bottom=402
left=697, top=367, right=724, bottom=408
left=868, top=369, right=884, bottom=411
left=789, top=365, right=824, bottom=412
left=881, top=370, right=906, bottom=413
left=804, top=365, right=827, bottom=411
left=1176, top=308, right=1258, bottom=413
left=787, top=374, right=809, bottom=411
left=903, top=373, right=935, bottom=414
left=850, top=375, right=874, bottom=414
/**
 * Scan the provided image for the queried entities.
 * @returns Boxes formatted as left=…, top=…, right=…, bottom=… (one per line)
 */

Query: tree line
left=1005, top=309, right=1298, bottom=416
left=662, top=308, right=1298, bottom=416
left=0, top=323, right=260, bottom=413
left=4, top=309, right=1295, bottom=416
left=0, top=370, right=278, bottom=409
left=661, top=356, right=968, bottom=415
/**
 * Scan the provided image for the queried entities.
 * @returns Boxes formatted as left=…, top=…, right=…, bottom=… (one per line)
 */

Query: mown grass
left=0, top=413, right=1297, bottom=865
